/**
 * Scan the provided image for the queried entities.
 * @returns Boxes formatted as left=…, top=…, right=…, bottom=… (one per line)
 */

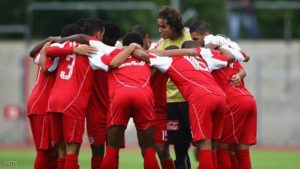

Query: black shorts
left=167, top=102, right=192, bottom=144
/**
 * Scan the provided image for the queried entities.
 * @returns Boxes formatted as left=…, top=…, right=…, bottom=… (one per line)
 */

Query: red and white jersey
left=107, top=50, right=152, bottom=97
left=88, top=40, right=118, bottom=71
left=149, top=48, right=226, bottom=102
left=150, top=70, right=168, bottom=119
left=27, top=53, right=59, bottom=116
left=89, top=46, right=152, bottom=98
left=47, top=41, right=94, bottom=120
left=211, top=61, right=252, bottom=98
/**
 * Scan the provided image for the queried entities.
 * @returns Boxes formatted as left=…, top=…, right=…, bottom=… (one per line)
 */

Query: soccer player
left=155, top=6, right=193, bottom=169
left=27, top=23, right=95, bottom=169
left=128, top=25, right=175, bottom=168
left=146, top=43, right=248, bottom=169
left=88, top=32, right=159, bottom=169
left=46, top=22, right=98, bottom=169
left=189, top=21, right=257, bottom=169
left=84, top=20, right=121, bottom=169
left=27, top=41, right=59, bottom=169
left=128, top=25, right=153, bottom=50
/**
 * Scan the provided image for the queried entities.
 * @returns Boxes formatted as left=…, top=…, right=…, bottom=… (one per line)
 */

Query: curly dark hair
left=157, top=6, right=184, bottom=38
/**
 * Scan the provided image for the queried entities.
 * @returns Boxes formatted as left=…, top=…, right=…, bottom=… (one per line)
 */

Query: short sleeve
left=200, top=48, right=228, bottom=71
left=149, top=53, right=172, bottom=73
left=88, top=40, right=117, bottom=71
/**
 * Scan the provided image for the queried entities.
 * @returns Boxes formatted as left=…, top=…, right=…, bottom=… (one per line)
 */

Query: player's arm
left=109, top=43, right=142, bottom=68
left=132, top=48, right=150, bottom=63
left=230, top=69, right=246, bottom=86
left=46, top=44, right=97, bottom=57
left=230, top=62, right=246, bottom=86
left=61, top=34, right=90, bottom=44
left=148, top=48, right=199, bottom=57
left=29, top=36, right=62, bottom=58
left=217, top=46, right=249, bottom=63
left=39, top=42, right=51, bottom=73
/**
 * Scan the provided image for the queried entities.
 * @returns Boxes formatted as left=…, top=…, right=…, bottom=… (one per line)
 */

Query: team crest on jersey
left=167, top=120, right=180, bottom=131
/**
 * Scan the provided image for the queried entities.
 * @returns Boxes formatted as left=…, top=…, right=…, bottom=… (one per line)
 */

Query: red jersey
left=150, top=70, right=168, bottom=119
left=85, top=69, right=109, bottom=117
left=211, top=61, right=252, bottom=98
left=104, top=49, right=152, bottom=97
left=47, top=41, right=94, bottom=120
left=149, top=48, right=227, bottom=102
left=85, top=39, right=111, bottom=119
left=26, top=53, right=59, bottom=116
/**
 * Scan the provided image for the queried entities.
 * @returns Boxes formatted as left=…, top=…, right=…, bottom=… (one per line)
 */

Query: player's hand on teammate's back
left=74, top=45, right=98, bottom=56
left=230, top=73, right=241, bottom=86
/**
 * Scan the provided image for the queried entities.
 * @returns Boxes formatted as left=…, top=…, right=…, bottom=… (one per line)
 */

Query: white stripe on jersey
left=112, top=71, right=151, bottom=88
left=62, top=66, right=91, bottom=113
left=191, top=103, right=206, bottom=138
left=30, top=72, right=49, bottom=113
left=34, top=54, right=40, bottom=65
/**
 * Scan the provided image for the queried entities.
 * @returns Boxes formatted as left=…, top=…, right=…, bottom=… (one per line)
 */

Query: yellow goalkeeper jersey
left=157, top=29, right=192, bottom=103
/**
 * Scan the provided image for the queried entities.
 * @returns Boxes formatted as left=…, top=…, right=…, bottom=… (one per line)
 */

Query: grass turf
left=0, top=148, right=300, bottom=169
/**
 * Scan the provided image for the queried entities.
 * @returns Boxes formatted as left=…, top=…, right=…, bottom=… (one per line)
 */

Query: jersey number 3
left=60, top=54, right=76, bottom=80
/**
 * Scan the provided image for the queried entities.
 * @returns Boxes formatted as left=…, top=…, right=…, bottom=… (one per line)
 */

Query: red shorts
left=86, top=105, right=107, bottom=145
left=107, top=88, right=155, bottom=130
left=154, top=118, right=168, bottom=144
left=29, top=114, right=52, bottom=150
left=220, top=96, right=257, bottom=145
left=189, top=94, right=226, bottom=142
left=50, top=113, right=85, bottom=144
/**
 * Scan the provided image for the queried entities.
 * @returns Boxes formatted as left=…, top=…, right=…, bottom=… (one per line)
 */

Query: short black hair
left=122, top=32, right=144, bottom=47
left=75, top=18, right=87, bottom=27
left=60, top=23, right=83, bottom=37
left=103, top=22, right=121, bottom=46
left=128, top=25, right=146, bottom=38
left=181, top=40, right=199, bottom=49
left=189, top=20, right=212, bottom=35
left=83, top=18, right=104, bottom=36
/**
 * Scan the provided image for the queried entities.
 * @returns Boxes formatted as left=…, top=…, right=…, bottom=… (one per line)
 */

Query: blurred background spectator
left=227, top=0, right=260, bottom=40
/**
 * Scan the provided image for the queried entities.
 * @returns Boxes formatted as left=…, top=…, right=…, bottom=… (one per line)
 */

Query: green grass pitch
left=0, top=148, right=300, bottom=169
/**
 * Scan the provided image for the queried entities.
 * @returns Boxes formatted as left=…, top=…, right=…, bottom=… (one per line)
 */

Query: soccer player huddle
left=26, top=6, right=257, bottom=169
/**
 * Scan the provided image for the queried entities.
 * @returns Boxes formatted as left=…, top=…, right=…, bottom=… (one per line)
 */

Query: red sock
left=197, top=150, right=214, bottom=169
left=142, top=148, right=160, bottom=169
left=57, top=157, right=65, bottom=169
left=236, top=150, right=251, bottom=169
left=91, top=156, right=103, bottom=169
left=101, top=146, right=119, bottom=169
left=34, top=150, right=51, bottom=169
left=230, top=154, right=239, bottom=169
left=212, top=151, right=217, bottom=169
left=161, top=159, right=175, bottom=169
left=217, top=147, right=231, bottom=169
left=64, top=154, right=79, bottom=169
